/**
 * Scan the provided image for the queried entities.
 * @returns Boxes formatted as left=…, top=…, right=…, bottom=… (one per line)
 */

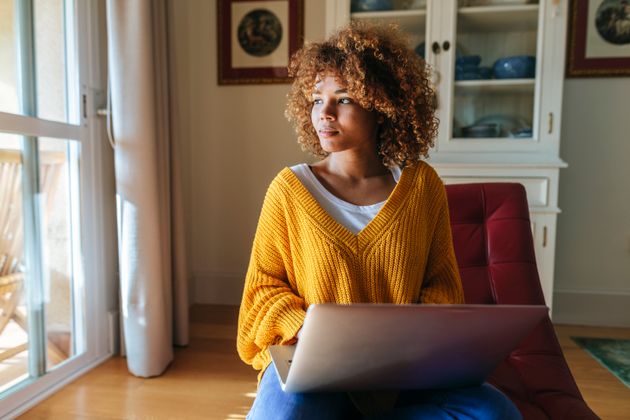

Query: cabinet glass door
left=451, top=0, right=540, bottom=142
left=350, top=0, right=429, bottom=62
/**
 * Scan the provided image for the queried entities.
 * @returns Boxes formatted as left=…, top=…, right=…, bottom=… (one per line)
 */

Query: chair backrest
left=445, top=183, right=597, bottom=419
left=445, top=182, right=555, bottom=356
left=445, top=183, right=546, bottom=306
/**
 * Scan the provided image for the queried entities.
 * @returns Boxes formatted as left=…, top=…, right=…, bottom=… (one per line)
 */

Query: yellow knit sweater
left=237, top=161, right=464, bottom=375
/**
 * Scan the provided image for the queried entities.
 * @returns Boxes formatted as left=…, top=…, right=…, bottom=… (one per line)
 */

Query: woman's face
left=310, top=74, right=379, bottom=155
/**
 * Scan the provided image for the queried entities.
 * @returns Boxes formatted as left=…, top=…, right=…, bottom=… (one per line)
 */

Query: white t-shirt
left=290, top=163, right=402, bottom=235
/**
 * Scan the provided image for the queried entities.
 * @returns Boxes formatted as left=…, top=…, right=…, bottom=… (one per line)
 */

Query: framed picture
left=217, top=0, right=304, bottom=84
left=566, top=0, right=630, bottom=77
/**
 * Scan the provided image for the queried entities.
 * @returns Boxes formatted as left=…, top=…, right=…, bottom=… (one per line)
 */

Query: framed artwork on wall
left=566, top=0, right=630, bottom=77
left=217, top=0, right=304, bottom=84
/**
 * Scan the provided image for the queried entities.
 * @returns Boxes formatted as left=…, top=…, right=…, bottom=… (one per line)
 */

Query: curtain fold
left=106, top=0, right=189, bottom=377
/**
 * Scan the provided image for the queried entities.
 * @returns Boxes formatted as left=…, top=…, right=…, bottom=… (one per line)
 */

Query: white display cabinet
left=325, top=0, right=568, bottom=314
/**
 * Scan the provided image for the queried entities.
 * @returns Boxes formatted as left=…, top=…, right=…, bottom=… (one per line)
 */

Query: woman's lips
left=318, top=129, right=338, bottom=138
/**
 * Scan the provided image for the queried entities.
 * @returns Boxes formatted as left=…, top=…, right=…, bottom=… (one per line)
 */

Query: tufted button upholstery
left=446, top=183, right=598, bottom=420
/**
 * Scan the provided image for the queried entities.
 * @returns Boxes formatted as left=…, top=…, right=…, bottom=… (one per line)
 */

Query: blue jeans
left=247, top=364, right=522, bottom=420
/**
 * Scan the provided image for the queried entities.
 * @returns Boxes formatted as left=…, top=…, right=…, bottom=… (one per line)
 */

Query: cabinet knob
left=432, top=41, right=441, bottom=54
left=548, top=112, right=554, bottom=134
left=543, top=226, right=548, bottom=247
left=442, top=41, right=451, bottom=51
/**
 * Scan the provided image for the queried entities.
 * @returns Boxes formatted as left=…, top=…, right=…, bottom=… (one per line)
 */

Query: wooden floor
left=18, top=305, right=630, bottom=420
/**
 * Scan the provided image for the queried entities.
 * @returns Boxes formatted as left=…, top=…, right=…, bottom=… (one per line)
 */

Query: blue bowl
left=456, top=55, right=481, bottom=67
left=351, top=0, right=393, bottom=12
left=493, top=56, right=536, bottom=79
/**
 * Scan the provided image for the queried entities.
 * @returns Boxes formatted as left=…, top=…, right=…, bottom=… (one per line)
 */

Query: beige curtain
left=106, top=0, right=189, bottom=377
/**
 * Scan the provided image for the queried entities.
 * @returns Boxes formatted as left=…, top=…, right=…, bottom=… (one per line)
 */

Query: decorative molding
left=553, top=289, right=630, bottom=327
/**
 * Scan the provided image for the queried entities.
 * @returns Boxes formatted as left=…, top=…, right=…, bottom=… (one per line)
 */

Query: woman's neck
left=317, top=152, right=389, bottom=181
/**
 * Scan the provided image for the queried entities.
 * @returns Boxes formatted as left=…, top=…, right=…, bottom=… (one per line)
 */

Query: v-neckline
left=281, top=163, right=419, bottom=250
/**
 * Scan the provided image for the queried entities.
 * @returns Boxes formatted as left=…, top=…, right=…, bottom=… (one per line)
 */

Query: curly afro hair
left=285, top=21, right=438, bottom=168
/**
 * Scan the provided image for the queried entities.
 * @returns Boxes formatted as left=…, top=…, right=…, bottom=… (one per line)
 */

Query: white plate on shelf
left=474, top=115, right=530, bottom=137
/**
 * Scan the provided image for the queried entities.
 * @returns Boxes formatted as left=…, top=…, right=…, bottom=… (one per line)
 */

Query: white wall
left=168, top=0, right=325, bottom=305
left=553, top=78, right=630, bottom=327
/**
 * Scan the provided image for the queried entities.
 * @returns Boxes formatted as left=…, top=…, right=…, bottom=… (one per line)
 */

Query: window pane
left=0, top=0, right=20, bottom=115
left=0, top=0, right=79, bottom=124
left=0, top=134, right=84, bottom=393
left=0, top=134, right=28, bottom=393
left=34, top=0, right=79, bottom=124
left=39, top=137, right=84, bottom=370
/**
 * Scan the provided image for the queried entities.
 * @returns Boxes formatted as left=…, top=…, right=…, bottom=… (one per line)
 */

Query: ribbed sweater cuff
left=278, top=306, right=307, bottom=343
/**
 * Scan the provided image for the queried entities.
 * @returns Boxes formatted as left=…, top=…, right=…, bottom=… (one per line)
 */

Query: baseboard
left=553, top=290, right=630, bottom=327
left=192, top=271, right=244, bottom=305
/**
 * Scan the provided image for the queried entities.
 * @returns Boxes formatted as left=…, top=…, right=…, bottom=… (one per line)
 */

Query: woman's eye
left=313, top=98, right=323, bottom=105
left=339, top=98, right=352, bottom=104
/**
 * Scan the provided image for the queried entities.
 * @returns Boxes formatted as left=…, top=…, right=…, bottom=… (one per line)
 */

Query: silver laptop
left=269, top=303, right=547, bottom=393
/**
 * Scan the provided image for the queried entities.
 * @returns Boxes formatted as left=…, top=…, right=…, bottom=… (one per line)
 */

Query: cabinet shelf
left=455, top=79, right=535, bottom=94
left=351, top=9, right=427, bottom=36
left=458, top=5, right=539, bottom=32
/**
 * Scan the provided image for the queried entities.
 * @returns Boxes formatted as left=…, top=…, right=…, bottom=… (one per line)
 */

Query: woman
left=237, top=22, right=521, bottom=419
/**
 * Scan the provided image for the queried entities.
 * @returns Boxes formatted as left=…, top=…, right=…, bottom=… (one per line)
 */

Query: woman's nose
left=320, top=102, right=335, bottom=120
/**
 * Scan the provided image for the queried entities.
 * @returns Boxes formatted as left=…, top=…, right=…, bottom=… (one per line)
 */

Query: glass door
left=0, top=0, right=86, bottom=397
left=434, top=0, right=543, bottom=153
left=454, top=0, right=539, bottom=140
